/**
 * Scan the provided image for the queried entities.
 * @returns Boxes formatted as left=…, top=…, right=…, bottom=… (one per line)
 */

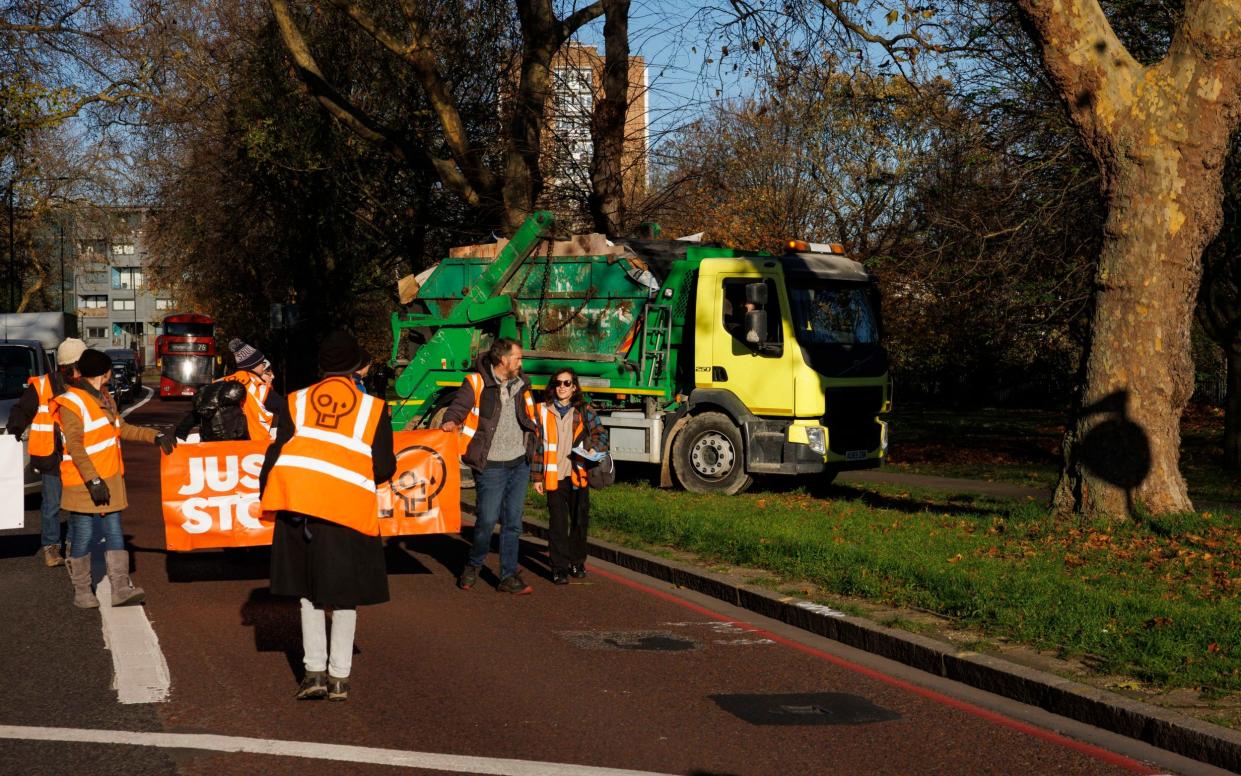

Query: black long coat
left=259, top=395, right=396, bottom=608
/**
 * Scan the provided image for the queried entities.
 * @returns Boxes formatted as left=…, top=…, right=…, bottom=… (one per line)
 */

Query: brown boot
left=40, top=545, right=64, bottom=567
left=66, top=557, right=99, bottom=609
left=104, top=550, right=145, bottom=606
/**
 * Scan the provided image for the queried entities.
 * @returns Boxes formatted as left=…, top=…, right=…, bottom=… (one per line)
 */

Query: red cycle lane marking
left=589, top=565, right=1159, bottom=775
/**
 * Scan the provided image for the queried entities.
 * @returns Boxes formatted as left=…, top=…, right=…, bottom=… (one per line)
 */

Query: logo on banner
left=161, top=439, right=275, bottom=551
left=176, top=453, right=265, bottom=534
left=391, top=445, right=448, bottom=519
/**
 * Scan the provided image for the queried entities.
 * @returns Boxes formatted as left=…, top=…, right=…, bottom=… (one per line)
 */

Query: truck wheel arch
left=686, top=389, right=758, bottom=426
left=660, top=389, right=754, bottom=488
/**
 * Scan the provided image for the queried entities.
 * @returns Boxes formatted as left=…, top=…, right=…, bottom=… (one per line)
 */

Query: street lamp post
left=6, top=181, right=14, bottom=312
left=57, top=220, right=65, bottom=312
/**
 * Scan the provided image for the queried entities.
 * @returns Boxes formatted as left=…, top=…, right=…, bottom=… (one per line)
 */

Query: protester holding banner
left=215, top=339, right=286, bottom=439
left=440, top=337, right=541, bottom=595
left=58, top=349, right=177, bottom=608
left=259, top=330, right=395, bottom=702
left=6, top=337, right=86, bottom=568
left=532, top=368, right=609, bottom=585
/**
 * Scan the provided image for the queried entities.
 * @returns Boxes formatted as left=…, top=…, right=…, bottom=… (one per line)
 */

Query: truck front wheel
left=673, top=412, right=752, bottom=495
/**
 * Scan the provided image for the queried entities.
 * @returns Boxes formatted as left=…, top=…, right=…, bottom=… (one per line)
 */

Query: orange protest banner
left=382, top=430, right=461, bottom=536
left=161, top=440, right=274, bottom=551
left=161, top=432, right=461, bottom=551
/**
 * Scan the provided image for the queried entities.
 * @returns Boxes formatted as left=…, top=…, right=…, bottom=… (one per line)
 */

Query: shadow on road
left=389, top=527, right=557, bottom=588
left=747, top=476, right=1017, bottom=517
left=0, top=533, right=42, bottom=561
left=239, top=586, right=304, bottom=681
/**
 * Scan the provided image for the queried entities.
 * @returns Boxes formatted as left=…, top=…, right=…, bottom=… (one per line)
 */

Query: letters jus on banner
left=160, top=431, right=462, bottom=551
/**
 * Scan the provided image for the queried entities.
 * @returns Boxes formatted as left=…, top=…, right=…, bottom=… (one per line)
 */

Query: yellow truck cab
left=676, top=246, right=890, bottom=493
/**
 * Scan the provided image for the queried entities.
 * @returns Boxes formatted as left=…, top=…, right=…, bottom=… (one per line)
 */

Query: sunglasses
left=553, top=379, right=575, bottom=387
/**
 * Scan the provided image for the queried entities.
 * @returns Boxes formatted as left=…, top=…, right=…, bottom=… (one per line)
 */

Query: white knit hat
left=56, top=338, right=87, bottom=366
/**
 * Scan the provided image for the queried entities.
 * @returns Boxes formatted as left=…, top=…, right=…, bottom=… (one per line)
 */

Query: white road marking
left=0, top=725, right=675, bottom=775
left=96, top=579, right=171, bottom=704
left=794, top=601, right=847, bottom=618
left=121, top=386, right=154, bottom=417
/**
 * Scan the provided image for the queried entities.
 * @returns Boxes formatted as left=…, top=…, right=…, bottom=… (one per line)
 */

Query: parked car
left=106, top=348, right=142, bottom=392
left=109, top=361, right=137, bottom=407
left=0, top=338, right=56, bottom=495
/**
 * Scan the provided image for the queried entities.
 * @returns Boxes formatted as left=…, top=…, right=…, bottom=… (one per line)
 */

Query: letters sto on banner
left=161, top=431, right=461, bottom=551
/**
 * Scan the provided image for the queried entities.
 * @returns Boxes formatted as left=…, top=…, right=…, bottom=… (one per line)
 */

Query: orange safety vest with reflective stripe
left=219, top=370, right=275, bottom=441
left=536, top=403, right=588, bottom=491
left=54, top=386, right=122, bottom=487
left=25, top=375, right=58, bottom=457
left=260, top=376, right=383, bottom=535
left=457, top=371, right=539, bottom=451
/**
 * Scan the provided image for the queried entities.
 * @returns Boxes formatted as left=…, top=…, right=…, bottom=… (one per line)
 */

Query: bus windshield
left=786, top=280, right=880, bottom=347
left=163, top=321, right=214, bottom=338
left=161, top=354, right=215, bottom=385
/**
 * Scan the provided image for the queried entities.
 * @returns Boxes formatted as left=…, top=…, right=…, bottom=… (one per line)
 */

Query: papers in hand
left=572, top=445, right=606, bottom=462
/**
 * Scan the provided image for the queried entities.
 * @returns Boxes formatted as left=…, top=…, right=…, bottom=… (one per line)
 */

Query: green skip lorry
left=388, top=211, right=890, bottom=494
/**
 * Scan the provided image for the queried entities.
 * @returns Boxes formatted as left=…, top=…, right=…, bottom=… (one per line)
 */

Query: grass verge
left=570, top=482, right=1241, bottom=694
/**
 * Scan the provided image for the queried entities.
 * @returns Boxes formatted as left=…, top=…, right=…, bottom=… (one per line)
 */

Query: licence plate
left=846, top=450, right=868, bottom=461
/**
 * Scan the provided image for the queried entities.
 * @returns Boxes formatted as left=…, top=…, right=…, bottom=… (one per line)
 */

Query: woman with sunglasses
left=532, top=369, right=609, bottom=585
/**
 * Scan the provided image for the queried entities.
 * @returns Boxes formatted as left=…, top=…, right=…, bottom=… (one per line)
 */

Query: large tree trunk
left=1226, top=347, right=1241, bottom=470
left=1017, top=0, right=1241, bottom=518
left=501, top=43, right=555, bottom=234
left=1053, top=157, right=1223, bottom=515
left=588, top=0, right=630, bottom=236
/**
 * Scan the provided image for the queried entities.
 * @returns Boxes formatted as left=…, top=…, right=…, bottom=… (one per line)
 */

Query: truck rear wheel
left=673, top=412, right=752, bottom=495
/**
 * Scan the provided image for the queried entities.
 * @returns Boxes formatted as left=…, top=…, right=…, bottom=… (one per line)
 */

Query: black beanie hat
left=228, top=338, right=266, bottom=371
left=78, top=349, right=113, bottom=379
left=319, top=330, right=366, bottom=375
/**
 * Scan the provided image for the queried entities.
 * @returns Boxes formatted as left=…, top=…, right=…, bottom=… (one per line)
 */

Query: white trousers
left=299, top=597, right=356, bottom=678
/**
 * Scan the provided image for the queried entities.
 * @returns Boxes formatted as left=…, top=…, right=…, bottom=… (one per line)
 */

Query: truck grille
left=823, top=385, right=884, bottom=456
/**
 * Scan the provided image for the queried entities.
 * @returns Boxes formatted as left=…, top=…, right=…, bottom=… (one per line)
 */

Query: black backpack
left=194, top=381, right=249, bottom=441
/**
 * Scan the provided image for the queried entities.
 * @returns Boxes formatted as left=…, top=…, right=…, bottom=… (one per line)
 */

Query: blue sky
left=573, top=2, right=760, bottom=150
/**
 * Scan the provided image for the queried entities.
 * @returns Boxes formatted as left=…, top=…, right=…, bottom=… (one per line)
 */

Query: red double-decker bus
left=155, top=313, right=218, bottom=399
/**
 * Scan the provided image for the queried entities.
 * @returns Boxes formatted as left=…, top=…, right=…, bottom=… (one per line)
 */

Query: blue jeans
left=469, top=459, right=530, bottom=580
left=69, top=511, right=125, bottom=557
left=39, top=473, right=63, bottom=548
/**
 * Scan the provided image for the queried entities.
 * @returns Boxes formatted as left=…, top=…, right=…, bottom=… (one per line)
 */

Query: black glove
left=86, top=478, right=111, bottom=506
left=156, top=433, right=177, bottom=455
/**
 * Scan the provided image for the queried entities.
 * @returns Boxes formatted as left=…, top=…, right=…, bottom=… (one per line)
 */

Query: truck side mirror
left=745, top=282, right=768, bottom=306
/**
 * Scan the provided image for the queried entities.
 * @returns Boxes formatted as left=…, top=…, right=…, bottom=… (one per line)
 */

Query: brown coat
left=59, top=384, right=158, bottom=514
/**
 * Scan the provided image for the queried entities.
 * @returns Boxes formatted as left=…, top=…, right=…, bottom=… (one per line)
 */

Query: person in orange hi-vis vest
left=57, top=349, right=177, bottom=609
left=532, top=368, right=609, bottom=585
left=440, top=337, right=542, bottom=595
left=259, top=330, right=395, bottom=702
left=6, top=338, right=86, bottom=568
left=176, top=338, right=285, bottom=442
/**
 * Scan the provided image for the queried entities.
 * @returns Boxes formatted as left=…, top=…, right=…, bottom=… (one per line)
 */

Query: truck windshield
left=163, top=322, right=214, bottom=337
left=0, top=345, right=37, bottom=400
left=786, top=281, right=879, bottom=346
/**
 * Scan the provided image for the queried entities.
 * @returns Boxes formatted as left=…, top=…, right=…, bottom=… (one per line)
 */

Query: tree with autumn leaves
left=702, top=0, right=1241, bottom=518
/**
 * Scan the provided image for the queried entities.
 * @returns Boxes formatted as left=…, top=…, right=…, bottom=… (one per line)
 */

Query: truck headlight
left=806, top=427, right=826, bottom=456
